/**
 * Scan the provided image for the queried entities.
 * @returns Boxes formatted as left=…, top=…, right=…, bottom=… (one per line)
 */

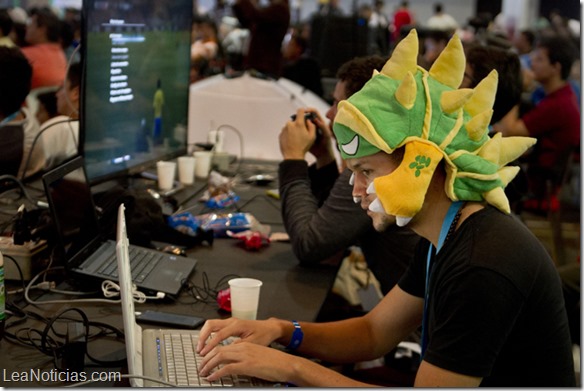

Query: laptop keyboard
left=97, top=246, right=162, bottom=282
left=160, top=333, right=262, bottom=387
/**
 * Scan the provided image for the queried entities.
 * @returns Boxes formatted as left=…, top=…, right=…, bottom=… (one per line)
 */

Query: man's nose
left=351, top=173, right=369, bottom=202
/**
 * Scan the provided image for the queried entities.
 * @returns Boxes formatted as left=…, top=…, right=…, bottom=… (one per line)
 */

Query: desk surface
left=0, top=160, right=339, bottom=387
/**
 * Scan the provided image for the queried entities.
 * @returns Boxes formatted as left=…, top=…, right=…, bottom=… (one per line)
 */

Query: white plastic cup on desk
left=177, top=156, right=196, bottom=185
left=228, top=278, right=263, bottom=320
left=194, top=151, right=212, bottom=178
left=156, top=161, right=176, bottom=190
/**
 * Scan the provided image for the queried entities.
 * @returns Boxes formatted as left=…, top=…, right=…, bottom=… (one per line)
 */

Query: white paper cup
left=156, top=161, right=176, bottom=190
left=228, top=278, right=262, bottom=320
left=194, top=151, right=212, bottom=178
left=177, top=156, right=196, bottom=185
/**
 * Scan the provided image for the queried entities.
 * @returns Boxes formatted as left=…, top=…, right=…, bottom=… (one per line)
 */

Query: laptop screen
left=43, top=157, right=101, bottom=265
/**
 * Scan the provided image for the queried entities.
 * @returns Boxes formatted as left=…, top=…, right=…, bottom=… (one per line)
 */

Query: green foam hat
left=333, top=29, right=536, bottom=221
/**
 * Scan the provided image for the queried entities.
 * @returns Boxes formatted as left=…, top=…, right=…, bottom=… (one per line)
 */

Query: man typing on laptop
left=193, top=30, right=574, bottom=387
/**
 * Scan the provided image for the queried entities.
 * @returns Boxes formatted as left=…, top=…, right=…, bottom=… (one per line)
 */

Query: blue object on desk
left=205, top=191, right=240, bottom=209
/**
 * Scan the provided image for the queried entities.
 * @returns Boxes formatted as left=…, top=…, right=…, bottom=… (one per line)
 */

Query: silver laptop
left=42, top=156, right=197, bottom=296
left=116, top=203, right=271, bottom=387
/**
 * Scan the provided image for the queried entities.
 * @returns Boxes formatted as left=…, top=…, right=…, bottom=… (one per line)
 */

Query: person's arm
left=283, top=108, right=339, bottom=203
left=200, top=342, right=373, bottom=386
left=307, top=160, right=339, bottom=204
left=197, top=284, right=423, bottom=361
left=197, top=285, right=424, bottom=386
left=279, top=166, right=370, bottom=264
left=415, top=361, right=481, bottom=387
left=278, top=110, right=368, bottom=264
left=305, top=109, right=337, bottom=169
left=287, top=284, right=424, bottom=362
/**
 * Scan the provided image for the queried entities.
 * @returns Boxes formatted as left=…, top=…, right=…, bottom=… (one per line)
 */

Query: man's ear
left=552, top=61, right=563, bottom=78
left=71, top=86, right=80, bottom=103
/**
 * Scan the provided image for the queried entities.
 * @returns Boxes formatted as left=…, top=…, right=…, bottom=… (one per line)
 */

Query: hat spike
left=465, top=70, right=498, bottom=117
left=466, top=110, right=493, bottom=141
left=381, top=29, right=418, bottom=80
left=483, top=186, right=510, bottom=214
left=429, top=33, right=465, bottom=89
left=497, top=166, right=520, bottom=187
left=441, top=88, right=474, bottom=114
left=395, top=72, right=417, bottom=109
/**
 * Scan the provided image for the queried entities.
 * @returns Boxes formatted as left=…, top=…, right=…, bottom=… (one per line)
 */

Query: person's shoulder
left=465, top=207, right=559, bottom=295
left=40, top=115, right=73, bottom=130
left=466, top=207, right=550, bottom=259
left=535, top=84, right=579, bottom=111
left=20, top=107, right=41, bottom=136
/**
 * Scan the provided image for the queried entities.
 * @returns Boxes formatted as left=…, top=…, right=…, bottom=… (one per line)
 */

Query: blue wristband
left=285, top=320, right=303, bottom=350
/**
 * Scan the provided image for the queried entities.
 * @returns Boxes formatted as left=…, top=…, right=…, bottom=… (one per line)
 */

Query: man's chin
left=368, top=211, right=396, bottom=232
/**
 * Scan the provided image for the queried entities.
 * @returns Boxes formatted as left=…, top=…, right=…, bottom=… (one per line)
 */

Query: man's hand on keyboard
left=198, top=341, right=293, bottom=384
left=196, top=317, right=281, bottom=357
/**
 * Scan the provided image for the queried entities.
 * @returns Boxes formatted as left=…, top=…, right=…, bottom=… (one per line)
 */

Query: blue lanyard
left=0, top=111, right=20, bottom=126
left=420, top=201, right=463, bottom=359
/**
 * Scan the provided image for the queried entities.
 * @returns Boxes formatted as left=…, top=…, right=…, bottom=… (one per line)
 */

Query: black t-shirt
left=399, top=206, right=575, bottom=386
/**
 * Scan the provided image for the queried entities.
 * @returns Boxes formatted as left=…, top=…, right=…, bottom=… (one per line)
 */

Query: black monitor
left=80, top=0, right=192, bottom=184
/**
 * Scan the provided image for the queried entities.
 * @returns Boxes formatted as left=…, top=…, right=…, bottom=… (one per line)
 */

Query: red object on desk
left=226, top=230, right=270, bottom=251
left=217, top=288, right=231, bottom=312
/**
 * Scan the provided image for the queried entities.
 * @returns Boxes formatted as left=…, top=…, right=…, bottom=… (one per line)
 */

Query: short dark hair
left=66, top=61, right=81, bottom=89
left=37, top=90, right=58, bottom=117
left=537, top=34, right=578, bottom=80
left=434, top=3, right=443, bottom=14
left=29, top=7, right=61, bottom=43
left=465, top=44, right=522, bottom=123
left=336, top=55, right=387, bottom=98
left=0, top=8, right=13, bottom=36
left=0, top=46, right=32, bottom=117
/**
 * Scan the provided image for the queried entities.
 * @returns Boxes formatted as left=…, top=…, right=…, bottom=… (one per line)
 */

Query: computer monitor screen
left=80, top=0, right=192, bottom=184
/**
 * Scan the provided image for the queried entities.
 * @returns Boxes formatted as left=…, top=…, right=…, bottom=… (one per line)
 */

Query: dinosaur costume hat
left=333, top=29, right=536, bottom=226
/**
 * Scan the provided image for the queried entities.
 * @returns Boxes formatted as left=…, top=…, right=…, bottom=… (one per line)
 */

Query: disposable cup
left=177, top=156, right=196, bottom=185
left=156, top=161, right=176, bottom=190
left=228, top=278, right=263, bottom=320
left=194, top=151, right=212, bottom=178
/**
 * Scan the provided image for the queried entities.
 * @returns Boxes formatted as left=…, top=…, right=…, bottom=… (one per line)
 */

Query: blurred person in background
left=282, top=33, right=323, bottom=97
left=0, top=46, right=45, bottom=179
left=38, top=61, right=80, bottom=170
left=391, top=1, right=414, bottom=45
left=493, top=34, right=580, bottom=212
left=425, top=3, right=458, bottom=33
left=21, top=6, right=66, bottom=89
left=232, top=0, right=290, bottom=78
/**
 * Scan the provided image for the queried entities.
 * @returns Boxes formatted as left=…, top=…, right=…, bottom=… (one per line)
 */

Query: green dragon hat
left=333, top=29, right=536, bottom=226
